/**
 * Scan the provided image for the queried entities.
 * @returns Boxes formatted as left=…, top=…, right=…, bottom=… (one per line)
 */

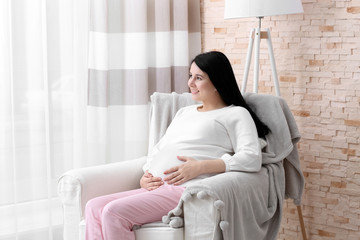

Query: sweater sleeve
left=220, top=107, right=262, bottom=172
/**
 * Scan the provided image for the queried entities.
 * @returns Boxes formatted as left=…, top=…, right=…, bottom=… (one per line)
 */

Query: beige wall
left=200, top=0, right=360, bottom=239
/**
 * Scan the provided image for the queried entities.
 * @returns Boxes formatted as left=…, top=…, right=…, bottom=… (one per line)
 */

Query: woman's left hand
left=163, top=156, right=200, bottom=185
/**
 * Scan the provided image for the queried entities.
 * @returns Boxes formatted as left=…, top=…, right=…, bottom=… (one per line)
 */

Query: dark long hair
left=192, top=51, right=270, bottom=139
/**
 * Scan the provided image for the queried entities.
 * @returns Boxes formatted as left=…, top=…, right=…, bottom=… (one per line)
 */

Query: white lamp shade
left=224, top=0, right=304, bottom=19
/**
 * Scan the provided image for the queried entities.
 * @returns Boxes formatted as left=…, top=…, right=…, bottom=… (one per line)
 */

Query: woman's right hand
left=140, top=171, right=164, bottom=191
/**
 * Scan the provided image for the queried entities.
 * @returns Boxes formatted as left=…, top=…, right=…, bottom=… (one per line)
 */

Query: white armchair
left=58, top=92, right=305, bottom=240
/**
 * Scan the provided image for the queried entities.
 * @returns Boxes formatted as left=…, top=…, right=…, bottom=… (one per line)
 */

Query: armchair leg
left=297, top=205, right=307, bottom=240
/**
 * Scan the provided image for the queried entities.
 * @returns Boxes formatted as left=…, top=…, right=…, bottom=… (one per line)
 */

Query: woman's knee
left=102, top=200, right=130, bottom=219
left=85, top=197, right=107, bottom=219
left=85, top=197, right=98, bottom=211
left=101, top=201, right=133, bottom=229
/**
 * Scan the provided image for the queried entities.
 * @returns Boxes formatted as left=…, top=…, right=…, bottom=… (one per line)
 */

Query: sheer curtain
left=0, top=0, right=200, bottom=238
left=0, top=0, right=88, bottom=239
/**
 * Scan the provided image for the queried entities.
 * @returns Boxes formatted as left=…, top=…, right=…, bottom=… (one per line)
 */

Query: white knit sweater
left=143, top=104, right=262, bottom=186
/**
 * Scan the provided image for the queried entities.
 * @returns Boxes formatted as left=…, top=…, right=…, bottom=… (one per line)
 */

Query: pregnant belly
left=148, top=146, right=184, bottom=180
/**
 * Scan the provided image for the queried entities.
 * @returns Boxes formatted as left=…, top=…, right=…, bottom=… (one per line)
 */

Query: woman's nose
left=188, top=77, right=195, bottom=87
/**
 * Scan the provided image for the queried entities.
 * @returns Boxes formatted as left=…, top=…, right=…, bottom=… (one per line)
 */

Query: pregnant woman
left=85, top=51, right=269, bottom=240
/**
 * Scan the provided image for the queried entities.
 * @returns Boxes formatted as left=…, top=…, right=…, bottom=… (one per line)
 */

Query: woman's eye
left=196, top=76, right=202, bottom=80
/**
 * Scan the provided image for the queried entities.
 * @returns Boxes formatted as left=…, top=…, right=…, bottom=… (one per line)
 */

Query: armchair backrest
left=148, top=92, right=197, bottom=154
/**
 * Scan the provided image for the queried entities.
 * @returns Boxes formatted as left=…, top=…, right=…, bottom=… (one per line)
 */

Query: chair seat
left=135, top=221, right=183, bottom=240
left=79, top=220, right=183, bottom=240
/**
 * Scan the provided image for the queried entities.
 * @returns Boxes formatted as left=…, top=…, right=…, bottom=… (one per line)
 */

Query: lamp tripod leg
left=297, top=205, right=307, bottom=240
left=241, top=28, right=255, bottom=94
left=265, top=28, right=281, bottom=96
left=253, top=28, right=261, bottom=93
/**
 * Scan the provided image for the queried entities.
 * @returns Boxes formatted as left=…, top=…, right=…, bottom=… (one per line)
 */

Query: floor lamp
left=224, top=0, right=303, bottom=97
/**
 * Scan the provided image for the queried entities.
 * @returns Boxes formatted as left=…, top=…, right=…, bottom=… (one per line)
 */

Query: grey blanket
left=245, top=93, right=303, bottom=205
left=149, top=92, right=303, bottom=240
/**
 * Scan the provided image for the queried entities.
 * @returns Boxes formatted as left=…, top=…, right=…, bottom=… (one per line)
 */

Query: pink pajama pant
left=85, top=185, right=185, bottom=240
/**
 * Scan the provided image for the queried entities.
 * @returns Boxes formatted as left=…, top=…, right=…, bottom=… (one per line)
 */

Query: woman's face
left=188, top=62, right=218, bottom=103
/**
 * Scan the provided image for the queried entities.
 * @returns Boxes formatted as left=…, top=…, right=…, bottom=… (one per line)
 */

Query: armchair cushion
left=135, top=222, right=184, bottom=240
left=80, top=220, right=184, bottom=240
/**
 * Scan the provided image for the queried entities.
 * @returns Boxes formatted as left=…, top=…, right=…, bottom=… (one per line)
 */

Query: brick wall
left=200, top=0, right=360, bottom=239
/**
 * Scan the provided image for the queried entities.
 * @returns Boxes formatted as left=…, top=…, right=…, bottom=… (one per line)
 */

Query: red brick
left=342, top=148, right=356, bottom=156
left=322, top=198, right=339, bottom=205
left=327, top=43, right=341, bottom=49
left=292, top=110, right=311, bottom=117
left=304, top=94, right=322, bottom=101
left=347, top=7, right=360, bottom=14
left=344, top=120, right=360, bottom=127
left=333, top=216, right=350, bottom=224
left=318, top=229, right=336, bottom=237
left=319, top=25, right=334, bottom=32
left=214, top=27, right=227, bottom=34
left=280, top=76, right=297, bottom=82
left=308, top=162, right=325, bottom=169
left=331, top=78, right=341, bottom=84
left=309, top=60, right=324, bottom=66
left=315, top=134, right=332, bottom=141
left=331, top=181, right=347, bottom=188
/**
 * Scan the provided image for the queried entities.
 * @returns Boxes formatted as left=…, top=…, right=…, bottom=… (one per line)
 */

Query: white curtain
left=0, top=0, right=88, bottom=239
left=0, top=0, right=200, bottom=238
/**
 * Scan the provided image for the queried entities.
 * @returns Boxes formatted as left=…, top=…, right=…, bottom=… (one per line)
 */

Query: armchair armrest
left=181, top=164, right=283, bottom=240
left=58, top=156, right=146, bottom=240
